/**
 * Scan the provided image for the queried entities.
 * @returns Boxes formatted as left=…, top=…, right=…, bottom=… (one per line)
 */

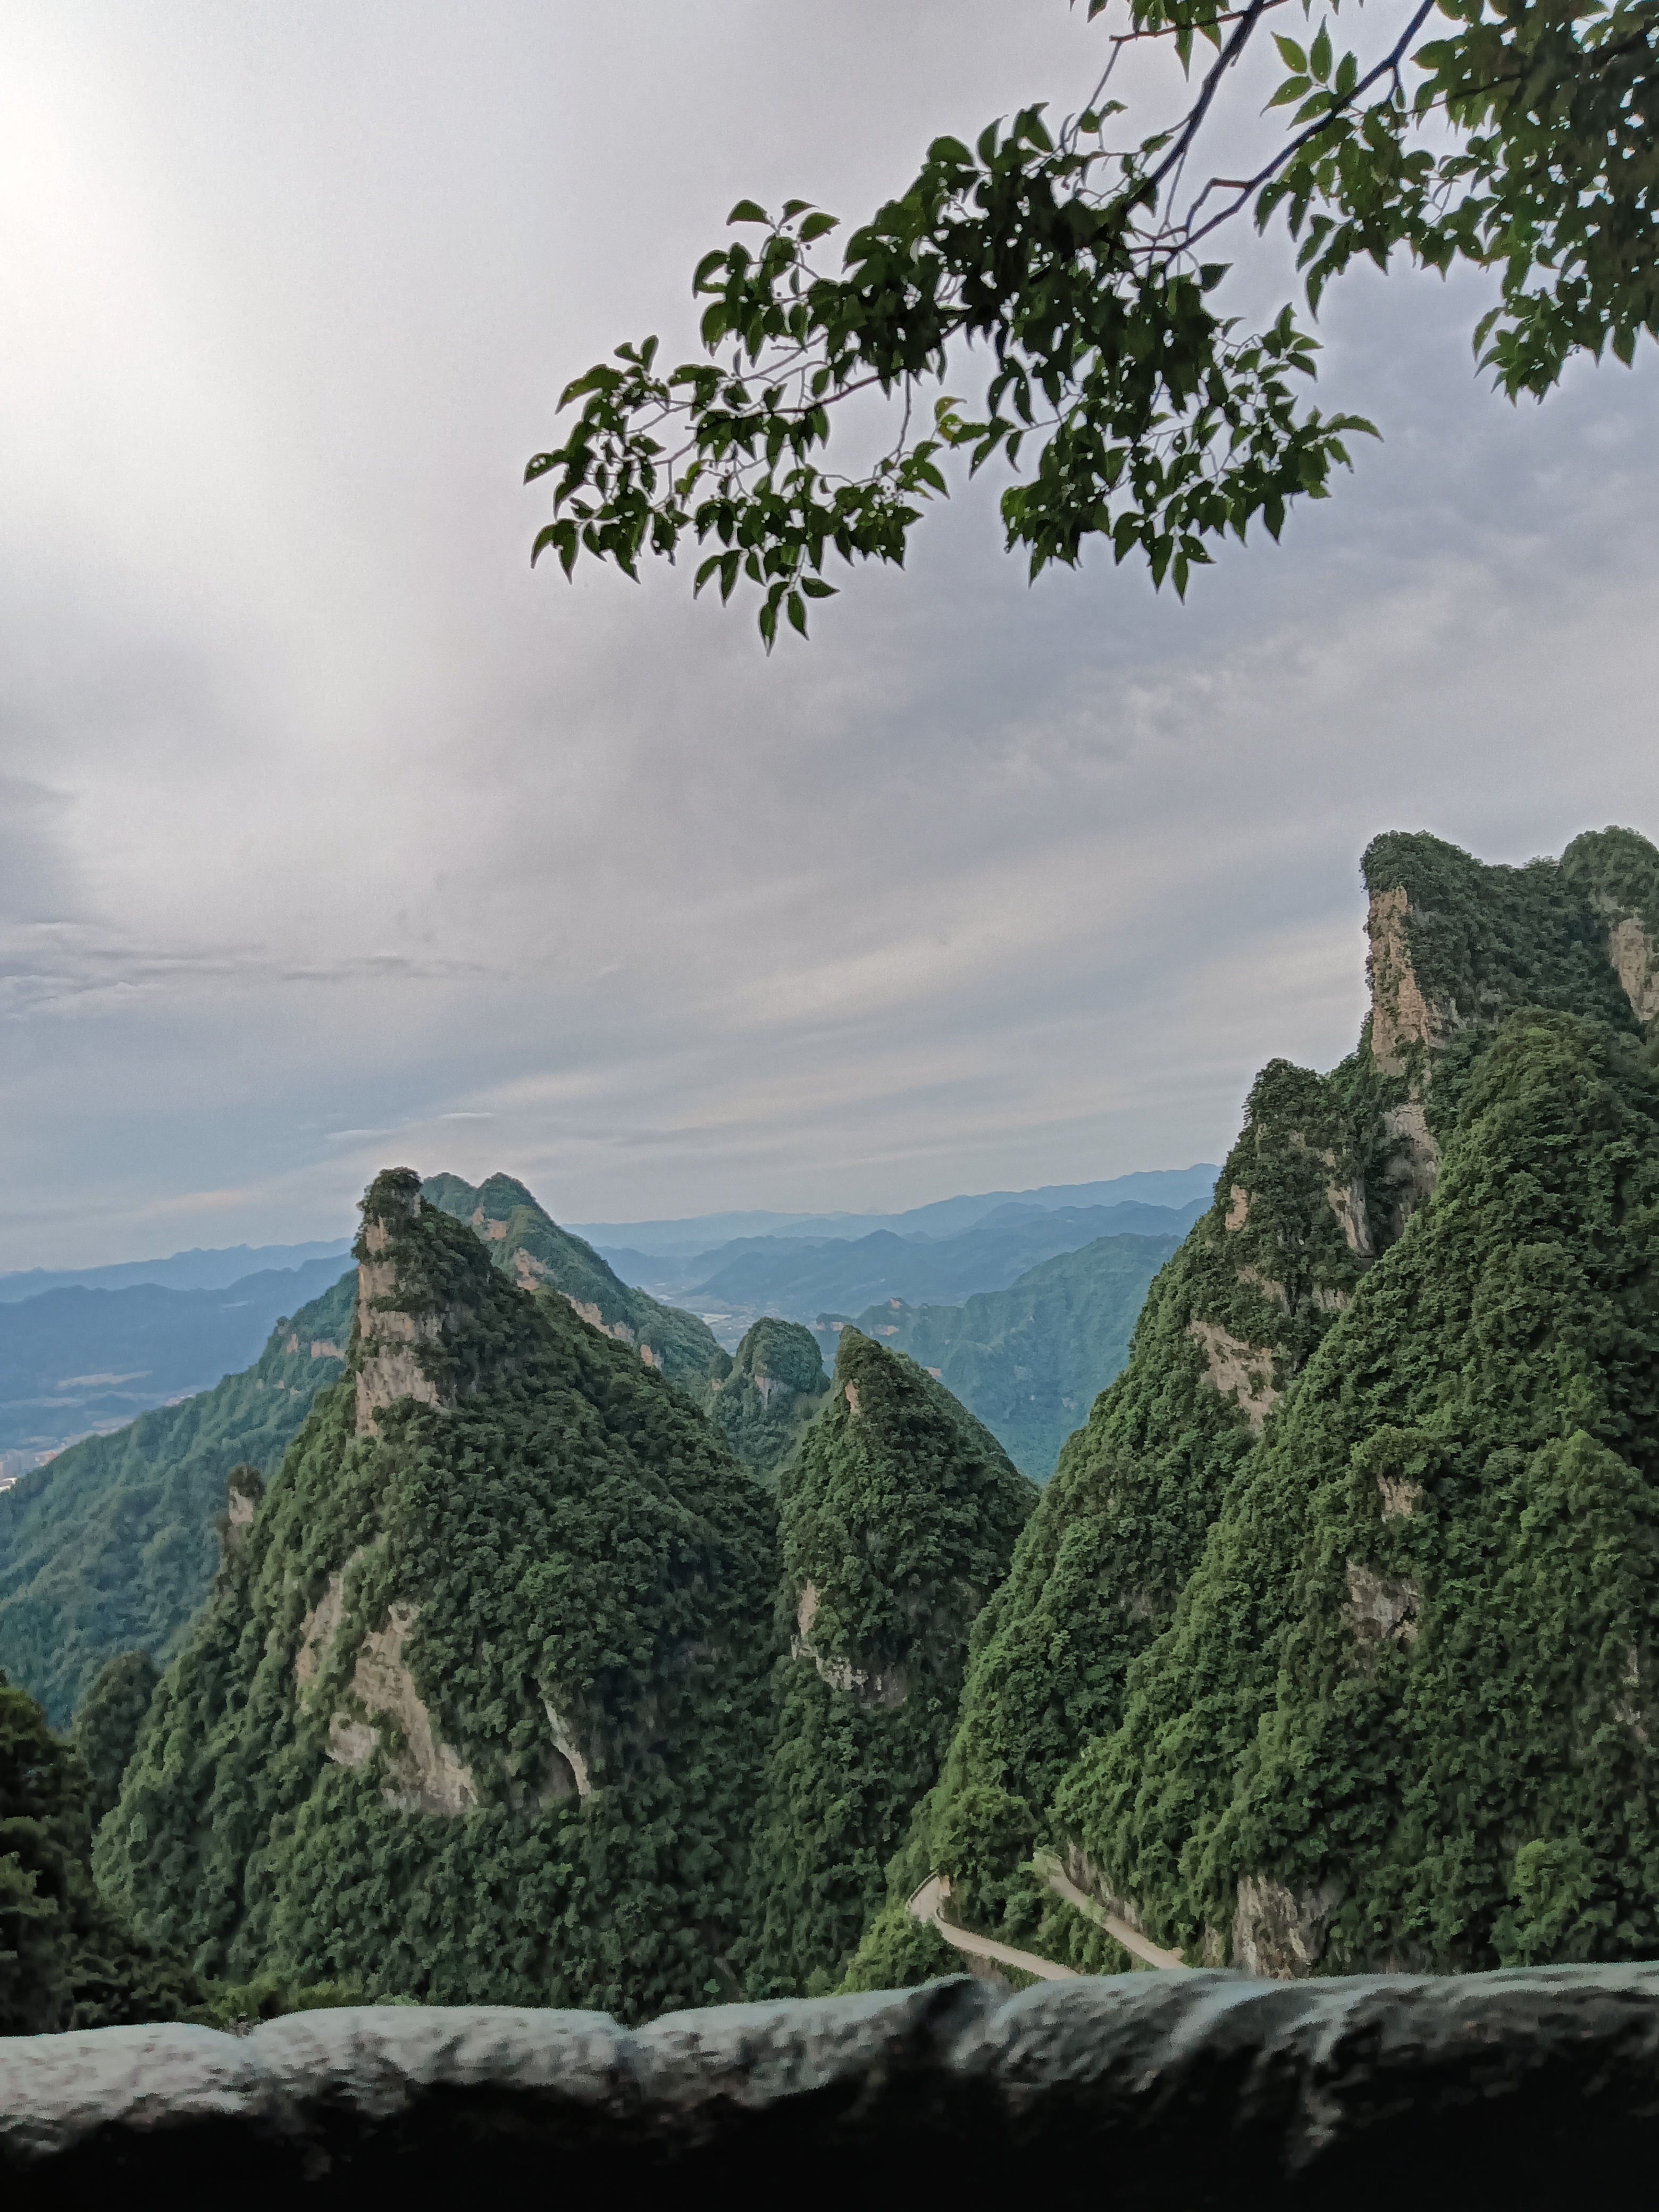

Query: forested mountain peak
left=706, top=1316, right=828, bottom=1482
left=420, top=1169, right=722, bottom=1392
left=900, top=823, right=1659, bottom=1988
left=97, top=1167, right=777, bottom=2021
left=743, top=1328, right=1034, bottom=1996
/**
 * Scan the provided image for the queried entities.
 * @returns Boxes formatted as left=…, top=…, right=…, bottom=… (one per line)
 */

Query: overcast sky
left=2, top=2, right=1655, bottom=1268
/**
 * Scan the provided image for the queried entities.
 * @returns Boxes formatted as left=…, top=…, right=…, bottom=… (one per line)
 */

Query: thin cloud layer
left=1, top=2, right=1655, bottom=1267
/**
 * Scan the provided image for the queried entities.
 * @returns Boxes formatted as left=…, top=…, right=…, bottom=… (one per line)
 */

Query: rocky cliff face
left=96, top=1169, right=776, bottom=2023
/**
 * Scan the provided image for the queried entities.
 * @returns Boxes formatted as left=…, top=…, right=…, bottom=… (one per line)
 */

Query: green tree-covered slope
left=0, top=1270, right=353, bottom=1727
left=742, top=1328, right=1034, bottom=1996
left=71, top=1648, right=161, bottom=1828
left=706, top=1317, right=828, bottom=1483
left=1059, top=1009, right=1659, bottom=1974
left=850, top=1229, right=1183, bottom=1482
left=882, top=1058, right=1371, bottom=1945
left=1, top=1668, right=202, bottom=2033
left=912, top=824, right=1659, bottom=1979
left=422, top=1171, right=723, bottom=1392
left=98, top=1171, right=776, bottom=2023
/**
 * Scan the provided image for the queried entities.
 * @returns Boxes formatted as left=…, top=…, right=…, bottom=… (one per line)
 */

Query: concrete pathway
left=906, top=1858, right=1187, bottom=1981
left=907, top=1874, right=1078, bottom=1982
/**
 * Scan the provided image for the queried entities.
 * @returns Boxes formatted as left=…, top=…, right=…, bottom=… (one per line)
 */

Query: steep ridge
left=742, top=1329, right=1035, bottom=1996
left=917, top=824, right=1659, bottom=1981
left=706, top=1317, right=829, bottom=1484
left=97, top=1170, right=776, bottom=2022
left=0, top=1270, right=354, bottom=1727
left=848, top=1230, right=1183, bottom=1481
left=421, top=1171, right=723, bottom=1392
left=903, top=1055, right=1372, bottom=1913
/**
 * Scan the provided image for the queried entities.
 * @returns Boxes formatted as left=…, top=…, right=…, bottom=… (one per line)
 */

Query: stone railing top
left=6, top=1966, right=1659, bottom=2201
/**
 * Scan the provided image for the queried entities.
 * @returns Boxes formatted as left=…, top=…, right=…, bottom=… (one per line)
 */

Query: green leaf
left=1310, top=23, right=1332, bottom=81
left=1273, top=34, right=1308, bottom=70
left=726, top=199, right=769, bottom=225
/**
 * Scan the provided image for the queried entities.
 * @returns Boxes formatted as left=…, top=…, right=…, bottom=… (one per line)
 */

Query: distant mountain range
left=600, top=1194, right=1207, bottom=1345
left=567, top=1166, right=1218, bottom=1257
left=0, top=1256, right=354, bottom=1467
left=833, top=1228, right=1185, bottom=1481
left=0, top=1239, right=352, bottom=1302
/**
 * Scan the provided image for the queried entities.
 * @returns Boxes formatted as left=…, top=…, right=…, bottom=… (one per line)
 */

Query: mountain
left=741, top=1327, right=1035, bottom=1996
left=842, top=1230, right=1185, bottom=1481
left=420, top=1171, right=723, bottom=1391
left=567, top=1166, right=1219, bottom=1259
left=612, top=1198, right=1204, bottom=1347
left=907, top=824, right=1659, bottom=1982
left=0, top=1269, right=355, bottom=1728
left=0, top=1254, right=353, bottom=1462
left=0, top=1239, right=352, bottom=1303
left=706, top=1318, right=830, bottom=1483
left=97, top=1171, right=777, bottom=2022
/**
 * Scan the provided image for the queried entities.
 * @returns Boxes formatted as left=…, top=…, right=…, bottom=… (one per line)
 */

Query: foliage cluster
left=71, top=1648, right=160, bottom=1828
left=0, top=1271, right=354, bottom=1727
left=0, top=1669, right=202, bottom=2033
left=422, top=1171, right=723, bottom=1391
left=742, top=1330, right=1034, bottom=1996
left=706, top=1317, right=828, bottom=1484
left=1059, top=1008, right=1659, bottom=1972
left=97, top=1176, right=777, bottom=2023
left=851, top=1230, right=1180, bottom=1482
left=530, top=0, right=1659, bottom=638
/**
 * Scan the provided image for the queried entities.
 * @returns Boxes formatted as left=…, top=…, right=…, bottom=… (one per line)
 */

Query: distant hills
left=600, top=1195, right=1208, bottom=1343
left=0, top=1255, right=354, bottom=1467
left=0, top=1270, right=355, bottom=1725
left=569, top=1165, right=1217, bottom=1258
left=0, top=1238, right=351, bottom=1302
left=840, top=1229, right=1184, bottom=1481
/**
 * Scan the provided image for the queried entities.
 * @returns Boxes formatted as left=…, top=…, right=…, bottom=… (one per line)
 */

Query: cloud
left=0, top=2, right=1654, bottom=1267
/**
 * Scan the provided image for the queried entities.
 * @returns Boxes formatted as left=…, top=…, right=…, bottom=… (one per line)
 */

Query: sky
left=2, top=2, right=1656, bottom=1268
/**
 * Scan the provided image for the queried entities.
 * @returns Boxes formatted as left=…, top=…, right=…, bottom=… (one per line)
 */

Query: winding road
left=907, top=1855, right=1186, bottom=1980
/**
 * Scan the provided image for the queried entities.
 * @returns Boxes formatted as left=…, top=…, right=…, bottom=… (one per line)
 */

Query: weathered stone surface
left=6, top=1968, right=1659, bottom=2201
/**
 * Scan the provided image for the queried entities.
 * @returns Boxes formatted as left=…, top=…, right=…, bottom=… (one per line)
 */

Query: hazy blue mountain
left=0, top=1239, right=352, bottom=1302
left=569, top=1166, right=1217, bottom=1259
left=0, top=1256, right=354, bottom=1460
left=837, top=1231, right=1183, bottom=1481
left=608, top=1199, right=1204, bottom=1346
left=0, top=1269, right=354, bottom=1726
